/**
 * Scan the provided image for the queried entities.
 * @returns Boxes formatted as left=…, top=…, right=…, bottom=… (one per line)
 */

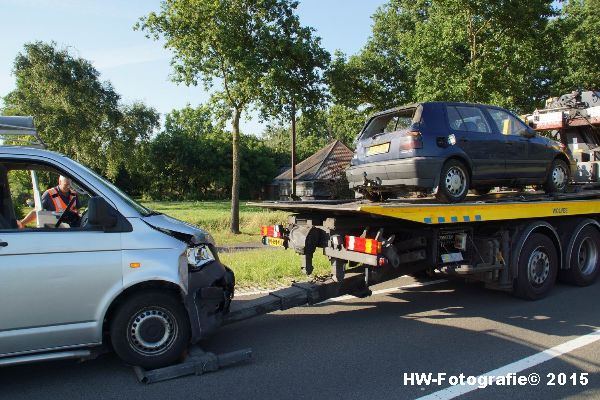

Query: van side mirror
left=88, top=196, right=117, bottom=229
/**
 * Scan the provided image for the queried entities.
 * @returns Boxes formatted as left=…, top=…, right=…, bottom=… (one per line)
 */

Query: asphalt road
left=2, top=275, right=599, bottom=400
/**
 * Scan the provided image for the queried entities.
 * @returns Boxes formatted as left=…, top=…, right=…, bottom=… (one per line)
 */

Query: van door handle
left=0, top=241, right=7, bottom=247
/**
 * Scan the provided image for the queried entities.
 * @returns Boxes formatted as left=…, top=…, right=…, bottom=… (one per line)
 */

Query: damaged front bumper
left=184, top=259, right=235, bottom=343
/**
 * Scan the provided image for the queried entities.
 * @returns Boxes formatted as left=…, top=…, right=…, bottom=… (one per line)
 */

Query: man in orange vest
left=17, top=176, right=80, bottom=228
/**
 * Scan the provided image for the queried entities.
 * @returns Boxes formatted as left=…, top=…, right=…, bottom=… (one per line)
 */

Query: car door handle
left=506, top=141, right=513, bottom=145
left=0, top=241, right=7, bottom=247
left=460, top=138, right=468, bottom=142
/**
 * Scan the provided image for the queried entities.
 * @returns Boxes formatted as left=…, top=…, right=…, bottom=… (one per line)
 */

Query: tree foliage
left=331, top=0, right=556, bottom=113
left=550, top=0, right=600, bottom=92
left=145, top=105, right=279, bottom=200
left=2, top=41, right=159, bottom=181
left=137, top=0, right=329, bottom=232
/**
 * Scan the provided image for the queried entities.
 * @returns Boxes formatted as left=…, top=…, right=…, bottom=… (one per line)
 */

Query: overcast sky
left=0, top=0, right=385, bottom=134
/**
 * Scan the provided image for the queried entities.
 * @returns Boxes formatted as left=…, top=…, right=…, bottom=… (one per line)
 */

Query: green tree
left=137, top=0, right=329, bottom=233
left=331, top=0, right=555, bottom=113
left=146, top=104, right=278, bottom=200
left=550, top=0, right=600, bottom=92
left=2, top=41, right=159, bottom=184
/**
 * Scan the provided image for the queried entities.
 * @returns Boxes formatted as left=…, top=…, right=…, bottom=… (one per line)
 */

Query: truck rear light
left=260, top=225, right=284, bottom=238
left=399, top=131, right=423, bottom=150
left=345, top=235, right=382, bottom=255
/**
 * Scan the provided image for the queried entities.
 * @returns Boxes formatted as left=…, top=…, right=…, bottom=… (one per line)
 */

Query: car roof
left=371, top=101, right=500, bottom=119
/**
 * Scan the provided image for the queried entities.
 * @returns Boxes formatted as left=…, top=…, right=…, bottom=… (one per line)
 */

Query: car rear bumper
left=346, top=157, right=443, bottom=190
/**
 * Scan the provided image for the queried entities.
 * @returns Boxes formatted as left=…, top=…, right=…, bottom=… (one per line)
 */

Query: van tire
left=436, top=159, right=470, bottom=203
left=110, top=290, right=190, bottom=369
left=514, top=233, right=558, bottom=300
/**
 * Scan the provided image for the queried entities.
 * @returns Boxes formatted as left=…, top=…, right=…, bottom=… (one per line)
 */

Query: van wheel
left=543, top=159, right=569, bottom=193
left=560, top=226, right=600, bottom=286
left=110, top=291, right=190, bottom=369
left=514, top=233, right=558, bottom=300
left=436, top=159, right=470, bottom=203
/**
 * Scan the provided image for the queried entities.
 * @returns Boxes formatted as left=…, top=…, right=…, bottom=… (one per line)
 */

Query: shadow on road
left=1, top=279, right=598, bottom=400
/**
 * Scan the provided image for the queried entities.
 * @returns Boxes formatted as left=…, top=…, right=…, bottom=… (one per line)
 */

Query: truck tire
left=110, top=290, right=191, bottom=369
left=436, top=159, right=470, bottom=203
left=560, top=226, right=600, bottom=286
left=514, top=233, right=558, bottom=300
left=543, top=159, right=569, bottom=193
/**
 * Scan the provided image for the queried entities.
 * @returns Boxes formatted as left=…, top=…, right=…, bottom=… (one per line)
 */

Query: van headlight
left=186, top=244, right=215, bottom=271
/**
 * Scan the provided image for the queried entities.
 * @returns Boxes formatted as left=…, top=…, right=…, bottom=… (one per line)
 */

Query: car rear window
left=361, top=106, right=421, bottom=140
left=446, top=106, right=491, bottom=133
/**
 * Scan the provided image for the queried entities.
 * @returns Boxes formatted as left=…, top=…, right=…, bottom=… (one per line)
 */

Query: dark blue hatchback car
left=346, top=102, right=576, bottom=202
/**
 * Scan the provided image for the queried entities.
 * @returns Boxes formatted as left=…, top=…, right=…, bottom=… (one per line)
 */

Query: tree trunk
left=230, top=107, right=241, bottom=234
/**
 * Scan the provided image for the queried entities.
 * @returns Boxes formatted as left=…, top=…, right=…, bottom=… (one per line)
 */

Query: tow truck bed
left=250, top=188, right=600, bottom=224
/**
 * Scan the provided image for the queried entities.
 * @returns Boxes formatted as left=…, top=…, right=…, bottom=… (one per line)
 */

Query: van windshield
left=360, top=106, right=421, bottom=140
left=78, top=164, right=153, bottom=216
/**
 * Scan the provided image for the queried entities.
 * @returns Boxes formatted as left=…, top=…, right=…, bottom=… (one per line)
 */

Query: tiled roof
left=275, top=140, right=353, bottom=181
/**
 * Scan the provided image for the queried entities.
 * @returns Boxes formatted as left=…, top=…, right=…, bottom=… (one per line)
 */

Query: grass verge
left=219, top=248, right=331, bottom=289
left=141, top=200, right=289, bottom=246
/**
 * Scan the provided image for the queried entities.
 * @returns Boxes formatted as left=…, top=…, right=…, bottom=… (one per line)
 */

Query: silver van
left=0, top=117, right=234, bottom=369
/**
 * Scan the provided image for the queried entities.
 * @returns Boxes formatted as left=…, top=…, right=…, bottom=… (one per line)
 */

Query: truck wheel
left=436, top=159, right=470, bottom=203
left=514, top=233, right=558, bottom=300
left=560, top=226, right=600, bottom=286
left=110, top=290, right=190, bottom=369
left=543, top=159, right=569, bottom=193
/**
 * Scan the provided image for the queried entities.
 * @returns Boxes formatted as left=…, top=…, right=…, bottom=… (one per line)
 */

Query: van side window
left=487, top=108, right=528, bottom=136
left=4, top=163, right=92, bottom=230
left=447, top=106, right=491, bottom=133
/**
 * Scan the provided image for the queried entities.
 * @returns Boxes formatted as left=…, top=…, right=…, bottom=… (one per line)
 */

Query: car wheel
left=514, top=233, right=558, bottom=300
left=543, top=159, right=569, bottom=193
left=110, top=290, right=190, bottom=369
left=471, top=187, right=493, bottom=196
left=559, top=226, right=600, bottom=286
left=436, top=159, right=470, bottom=203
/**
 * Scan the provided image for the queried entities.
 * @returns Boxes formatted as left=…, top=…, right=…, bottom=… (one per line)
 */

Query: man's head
left=58, top=175, right=72, bottom=193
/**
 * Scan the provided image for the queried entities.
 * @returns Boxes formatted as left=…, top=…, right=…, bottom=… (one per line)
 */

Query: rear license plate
left=266, top=237, right=285, bottom=247
left=367, top=142, right=390, bottom=156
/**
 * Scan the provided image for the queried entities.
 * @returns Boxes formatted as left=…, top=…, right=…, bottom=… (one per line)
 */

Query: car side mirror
left=88, top=196, right=117, bottom=229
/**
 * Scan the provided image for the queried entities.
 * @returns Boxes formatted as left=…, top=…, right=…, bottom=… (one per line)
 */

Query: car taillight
left=399, top=131, right=423, bottom=151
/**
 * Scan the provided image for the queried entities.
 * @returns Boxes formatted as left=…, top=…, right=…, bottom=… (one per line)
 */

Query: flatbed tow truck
left=136, top=91, right=600, bottom=382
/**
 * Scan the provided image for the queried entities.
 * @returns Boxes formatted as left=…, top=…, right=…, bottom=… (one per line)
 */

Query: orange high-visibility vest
left=48, top=187, right=78, bottom=212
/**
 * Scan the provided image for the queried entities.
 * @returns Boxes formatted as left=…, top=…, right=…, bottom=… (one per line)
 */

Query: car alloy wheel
left=551, top=164, right=567, bottom=190
left=444, top=166, right=467, bottom=197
